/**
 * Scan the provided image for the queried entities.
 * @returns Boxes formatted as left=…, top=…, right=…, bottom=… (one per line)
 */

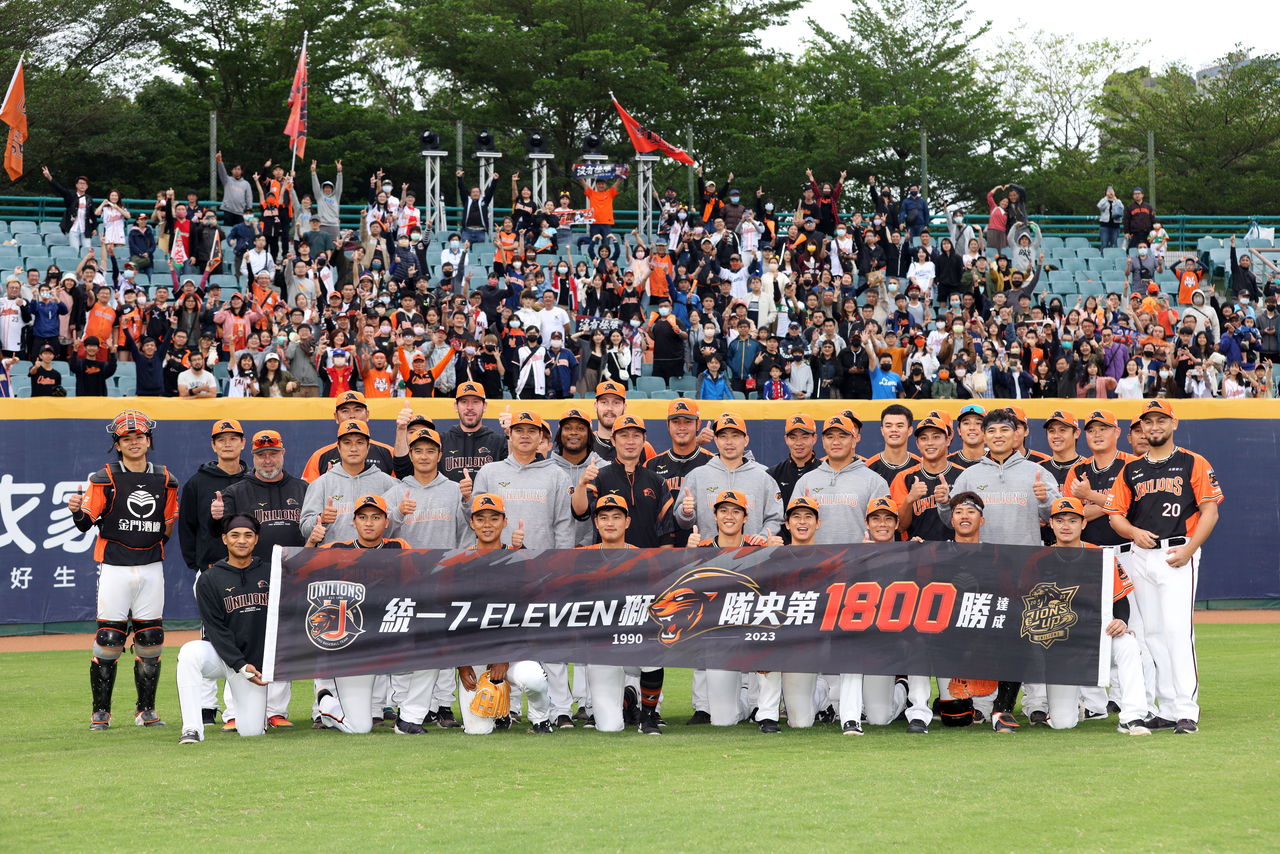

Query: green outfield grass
left=3, top=625, right=1277, bottom=852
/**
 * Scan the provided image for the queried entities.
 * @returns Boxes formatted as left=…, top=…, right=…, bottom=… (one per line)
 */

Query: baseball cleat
left=394, top=717, right=427, bottom=735
left=972, top=710, right=986, bottom=724
left=135, top=708, right=165, bottom=727
left=221, top=718, right=237, bottom=733
left=685, top=710, right=712, bottom=725
left=267, top=715, right=294, bottom=729
left=638, top=710, right=662, bottom=735
left=758, top=718, right=781, bottom=734
left=1141, top=715, right=1177, bottom=731
left=1174, top=719, right=1199, bottom=734
left=815, top=705, right=837, bottom=724
left=656, top=715, right=668, bottom=727
left=424, top=710, right=438, bottom=726
left=381, top=706, right=396, bottom=722
left=201, top=708, right=218, bottom=726
left=509, top=711, right=522, bottom=725
left=178, top=729, right=202, bottom=745
left=841, top=720, right=865, bottom=736
left=1117, top=720, right=1151, bottom=735
left=1028, top=710, right=1049, bottom=727
left=436, top=707, right=460, bottom=729
left=89, top=710, right=111, bottom=731
left=906, top=720, right=929, bottom=734
left=1106, top=700, right=1121, bottom=715
left=529, top=719, right=554, bottom=734
left=582, top=715, right=596, bottom=729
left=572, top=706, right=591, bottom=721
left=555, top=714, right=575, bottom=729
left=623, top=687, right=639, bottom=725
left=991, top=712, right=1020, bottom=733
left=1082, top=708, right=1108, bottom=721
left=493, top=714, right=512, bottom=731
left=311, top=718, right=325, bottom=730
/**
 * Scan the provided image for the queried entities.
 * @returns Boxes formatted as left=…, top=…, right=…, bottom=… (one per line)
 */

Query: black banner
left=571, top=162, right=630, bottom=181
left=264, top=543, right=1112, bottom=686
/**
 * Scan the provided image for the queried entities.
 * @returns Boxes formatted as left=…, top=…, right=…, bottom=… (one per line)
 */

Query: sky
left=764, top=0, right=1260, bottom=73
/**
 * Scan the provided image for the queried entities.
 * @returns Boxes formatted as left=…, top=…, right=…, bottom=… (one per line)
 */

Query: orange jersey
left=1176, top=268, right=1205, bottom=305
left=647, top=254, right=673, bottom=299
left=494, top=230, right=519, bottom=264
left=361, top=367, right=397, bottom=398
left=1103, top=447, right=1222, bottom=539
left=584, top=186, right=618, bottom=225
left=84, top=302, right=117, bottom=344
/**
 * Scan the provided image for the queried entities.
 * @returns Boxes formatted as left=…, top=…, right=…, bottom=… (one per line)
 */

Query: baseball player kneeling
left=1044, top=497, right=1150, bottom=735
left=175, top=516, right=272, bottom=744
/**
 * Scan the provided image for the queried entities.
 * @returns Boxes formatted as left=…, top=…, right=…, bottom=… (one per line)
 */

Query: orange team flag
left=0, top=56, right=27, bottom=182
left=611, top=95, right=696, bottom=166
left=284, top=36, right=309, bottom=159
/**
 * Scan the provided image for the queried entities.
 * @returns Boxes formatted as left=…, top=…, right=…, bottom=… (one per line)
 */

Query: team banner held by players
left=265, top=542, right=1112, bottom=686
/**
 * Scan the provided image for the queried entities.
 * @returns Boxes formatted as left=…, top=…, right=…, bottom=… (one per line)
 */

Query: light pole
left=474, top=130, right=502, bottom=241
left=419, top=130, right=448, bottom=235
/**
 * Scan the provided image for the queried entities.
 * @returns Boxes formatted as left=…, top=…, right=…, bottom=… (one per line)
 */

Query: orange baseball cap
left=337, top=420, right=370, bottom=439
left=823, top=415, right=857, bottom=435
left=666, top=397, right=700, bottom=420
left=1043, top=409, right=1078, bottom=431
left=913, top=416, right=948, bottom=437
left=334, top=390, right=368, bottom=408
left=210, top=418, right=244, bottom=437
left=1049, top=496, right=1086, bottom=517
left=713, top=489, right=749, bottom=512
left=1008, top=406, right=1029, bottom=426
left=595, top=381, right=627, bottom=400
left=839, top=408, right=864, bottom=428
left=510, top=410, right=547, bottom=431
left=251, top=429, right=284, bottom=452
left=1140, top=399, right=1175, bottom=420
left=594, top=494, right=630, bottom=515
left=615, top=414, right=646, bottom=433
left=785, top=495, right=820, bottom=517
left=455, top=381, right=486, bottom=400
left=865, top=496, right=898, bottom=518
left=470, top=493, right=506, bottom=515
left=925, top=410, right=953, bottom=431
left=714, top=412, right=748, bottom=435
left=408, top=427, right=442, bottom=447
left=353, top=494, right=388, bottom=514
left=784, top=414, right=817, bottom=434
left=1084, top=409, right=1119, bottom=430
left=558, top=408, right=592, bottom=426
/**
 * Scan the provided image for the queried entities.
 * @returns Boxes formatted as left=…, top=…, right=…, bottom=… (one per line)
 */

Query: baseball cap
left=614, top=414, right=646, bottom=433
left=595, top=381, right=627, bottom=400
left=1140, top=399, right=1175, bottom=420
left=408, top=427, right=442, bottom=447
left=784, top=414, right=817, bottom=435
left=593, top=494, right=630, bottom=516
left=785, top=495, right=820, bottom=517
left=412, top=351, right=427, bottom=362
left=823, top=415, right=857, bottom=435
left=666, top=398, right=700, bottom=420
left=913, top=416, right=948, bottom=437
left=713, top=489, right=749, bottom=512
left=337, top=420, right=370, bottom=439
left=334, top=390, right=368, bottom=409
left=510, top=410, right=546, bottom=431
left=1147, top=283, right=1160, bottom=295
left=107, top=409, right=155, bottom=438
left=251, top=430, right=284, bottom=453
left=455, top=381, right=486, bottom=400
left=865, top=496, right=898, bottom=518
left=1008, top=406, right=1029, bottom=426
left=1129, top=415, right=1144, bottom=431
left=470, top=493, right=506, bottom=515
left=1049, top=496, right=1085, bottom=517
left=839, top=408, right=863, bottom=429
left=353, top=494, right=388, bottom=514
left=210, top=418, right=244, bottom=438
left=925, top=410, right=953, bottom=431
left=264, top=352, right=280, bottom=363
left=559, top=408, right=592, bottom=427
left=1084, top=409, right=1119, bottom=430
left=714, top=412, right=748, bottom=436
left=957, top=404, right=986, bottom=422
left=1043, top=409, right=1078, bottom=431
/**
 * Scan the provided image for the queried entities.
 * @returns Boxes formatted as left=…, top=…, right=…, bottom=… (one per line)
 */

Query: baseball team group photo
left=1, top=0, right=1277, bottom=850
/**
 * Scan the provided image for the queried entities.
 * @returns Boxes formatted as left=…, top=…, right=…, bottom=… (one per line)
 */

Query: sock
left=640, top=669, right=664, bottom=712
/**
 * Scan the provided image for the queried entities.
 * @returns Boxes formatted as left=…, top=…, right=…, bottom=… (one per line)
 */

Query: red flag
left=0, top=57, right=27, bottom=182
left=612, top=96, right=696, bottom=166
left=284, top=38, right=309, bottom=159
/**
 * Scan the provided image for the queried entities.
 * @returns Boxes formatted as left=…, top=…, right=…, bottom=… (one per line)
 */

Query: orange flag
left=283, top=36, right=309, bottom=160
left=0, top=56, right=26, bottom=182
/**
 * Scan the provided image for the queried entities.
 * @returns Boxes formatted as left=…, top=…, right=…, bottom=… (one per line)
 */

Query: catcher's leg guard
left=134, top=657, right=162, bottom=713
left=90, top=658, right=119, bottom=713
left=93, top=620, right=128, bottom=660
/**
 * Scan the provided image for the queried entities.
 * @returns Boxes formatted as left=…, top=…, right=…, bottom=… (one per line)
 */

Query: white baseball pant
left=1127, top=544, right=1200, bottom=721
left=543, top=663, right=573, bottom=718
left=316, top=676, right=377, bottom=733
left=1045, top=632, right=1147, bottom=728
left=586, top=665, right=625, bottom=732
left=395, top=670, right=442, bottom=726
left=176, top=640, right=267, bottom=740
left=691, top=668, right=708, bottom=713
left=99, top=562, right=164, bottom=621
left=755, top=672, right=817, bottom=728
left=706, top=669, right=747, bottom=725
left=458, top=662, right=550, bottom=734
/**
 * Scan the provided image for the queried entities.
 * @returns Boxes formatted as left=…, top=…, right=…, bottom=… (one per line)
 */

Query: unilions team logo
left=306, top=581, right=366, bottom=650
left=648, top=567, right=761, bottom=645
left=126, top=488, right=156, bottom=518
left=1020, top=582, right=1079, bottom=648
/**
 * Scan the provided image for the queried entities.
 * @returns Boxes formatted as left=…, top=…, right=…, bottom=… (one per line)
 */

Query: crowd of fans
left=1, top=161, right=1276, bottom=401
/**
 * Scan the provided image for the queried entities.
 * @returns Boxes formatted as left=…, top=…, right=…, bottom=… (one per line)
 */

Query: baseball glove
left=468, top=671, right=511, bottom=719
left=948, top=678, right=998, bottom=700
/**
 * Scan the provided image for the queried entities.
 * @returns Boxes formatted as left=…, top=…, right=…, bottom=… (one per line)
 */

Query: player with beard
left=438, top=382, right=508, bottom=503
left=947, top=404, right=987, bottom=469
left=588, top=381, right=657, bottom=462
left=553, top=408, right=605, bottom=548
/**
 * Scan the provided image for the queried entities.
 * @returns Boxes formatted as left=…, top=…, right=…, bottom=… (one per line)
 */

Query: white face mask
left=836, top=228, right=846, bottom=237
left=464, top=346, right=476, bottom=355
left=550, top=340, right=562, bottom=350
left=1159, top=369, right=1171, bottom=379
left=677, top=212, right=688, bottom=220
left=952, top=324, right=964, bottom=334
left=658, top=306, right=671, bottom=317
left=382, top=183, right=393, bottom=194
left=509, top=319, right=521, bottom=329
left=558, top=266, right=568, bottom=274
left=764, top=203, right=774, bottom=212
left=873, top=218, right=882, bottom=226
left=410, top=232, right=422, bottom=241
left=1138, top=248, right=1149, bottom=257
left=629, top=319, right=642, bottom=328
left=449, top=240, right=460, bottom=250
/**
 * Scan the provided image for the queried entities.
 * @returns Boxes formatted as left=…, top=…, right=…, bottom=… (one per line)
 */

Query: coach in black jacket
left=217, top=430, right=307, bottom=559
left=42, top=167, right=98, bottom=244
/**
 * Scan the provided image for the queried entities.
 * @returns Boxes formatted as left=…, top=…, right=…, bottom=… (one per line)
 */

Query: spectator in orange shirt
left=579, top=173, right=624, bottom=259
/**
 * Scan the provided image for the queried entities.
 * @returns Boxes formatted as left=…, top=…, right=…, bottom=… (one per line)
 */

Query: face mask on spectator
left=952, top=323, right=963, bottom=334
left=1159, top=369, right=1171, bottom=378
left=512, top=261, right=522, bottom=270
left=542, top=228, right=555, bottom=237
left=729, top=194, right=740, bottom=203
left=382, top=183, right=393, bottom=194
left=677, top=211, right=688, bottom=220
left=1138, top=248, right=1149, bottom=257
left=764, top=203, right=774, bottom=212
left=836, top=228, right=846, bottom=237
left=449, top=239, right=460, bottom=250
left=629, top=319, right=642, bottom=328
left=410, top=231, right=422, bottom=241
left=888, top=282, right=899, bottom=293
left=509, top=319, right=521, bottom=329
left=124, top=269, right=135, bottom=280
left=658, top=306, right=671, bottom=317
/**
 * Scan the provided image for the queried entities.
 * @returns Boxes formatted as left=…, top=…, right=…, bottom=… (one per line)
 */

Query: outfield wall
left=1, top=398, right=1275, bottom=630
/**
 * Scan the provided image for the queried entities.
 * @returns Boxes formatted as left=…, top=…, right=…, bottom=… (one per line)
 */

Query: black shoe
left=425, top=709, right=439, bottom=726
left=972, top=709, right=986, bottom=724
left=622, top=686, right=639, bottom=725
left=1142, top=715, right=1177, bottom=730
left=493, top=714, right=512, bottom=731
left=1117, top=719, right=1151, bottom=735
left=656, top=715, right=668, bottom=728
left=815, top=705, right=836, bottom=724
left=992, top=712, right=1020, bottom=733
left=201, top=708, right=218, bottom=726
left=1082, top=708, right=1108, bottom=721
left=758, top=718, right=780, bottom=734
left=1106, top=700, right=1121, bottom=715
left=529, top=719, right=554, bottom=734
left=436, top=707, right=460, bottom=729
left=638, top=710, right=662, bottom=735
left=572, top=706, right=591, bottom=721
left=842, top=720, right=864, bottom=736
left=685, top=710, right=711, bottom=725
left=316, top=688, right=333, bottom=702
left=394, top=716, right=427, bottom=735
left=747, top=706, right=759, bottom=723
left=381, top=706, right=397, bottom=722
left=1028, top=710, right=1050, bottom=727
left=89, top=710, right=111, bottom=731
left=555, top=714, right=575, bottom=729
left=1174, top=718, right=1199, bottom=734
left=906, top=720, right=929, bottom=734
left=509, top=711, right=522, bottom=725
left=582, top=715, right=596, bottom=729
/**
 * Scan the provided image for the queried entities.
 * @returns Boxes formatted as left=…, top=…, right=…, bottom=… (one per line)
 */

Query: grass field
left=3, top=625, right=1278, bottom=852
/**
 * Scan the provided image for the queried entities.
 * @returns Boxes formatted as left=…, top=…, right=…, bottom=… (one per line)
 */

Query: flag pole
left=290, top=33, right=308, bottom=174
left=1, top=53, right=23, bottom=110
